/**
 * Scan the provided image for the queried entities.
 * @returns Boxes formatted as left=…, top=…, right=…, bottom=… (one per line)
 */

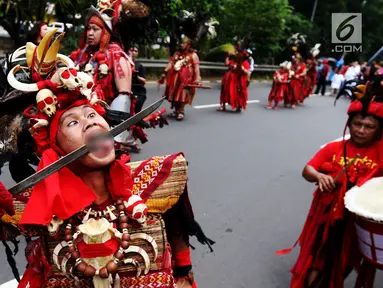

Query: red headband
left=25, top=98, right=105, bottom=156
left=347, top=100, right=383, bottom=119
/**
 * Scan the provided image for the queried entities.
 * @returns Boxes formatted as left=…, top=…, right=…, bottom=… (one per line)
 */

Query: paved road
left=0, top=83, right=381, bottom=287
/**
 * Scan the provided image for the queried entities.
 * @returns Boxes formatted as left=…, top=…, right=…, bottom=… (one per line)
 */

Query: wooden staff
left=334, top=153, right=361, bottom=183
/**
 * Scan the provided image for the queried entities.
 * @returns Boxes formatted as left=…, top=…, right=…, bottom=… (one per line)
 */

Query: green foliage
left=216, top=0, right=294, bottom=61
left=150, top=47, right=169, bottom=59
left=60, top=30, right=82, bottom=55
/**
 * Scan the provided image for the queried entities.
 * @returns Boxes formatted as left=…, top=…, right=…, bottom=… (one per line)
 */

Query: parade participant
left=129, top=45, right=147, bottom=114
left=267, top=61, right=289, bottom=110
left=246, top=49, right=255, bottom=86
left=217, top=50, right=250, bottom=112
left=278, top=76, right=383, bottom=287
left=304, top=44, right=320, bottom=98
left=331, top=68, right=345, bottom=96
left=1, top=31, right=214, bottom=288
left=161, top=36, right=201, bottom=121
left=69, top=3, right=142, bottom=151
left=290, top=54, right=306, bottom=107
left=217, top=51, right=236, bottom=111
left=26, top=21, right=49, bottom=45
left=314, top=59, right=330, bottom=96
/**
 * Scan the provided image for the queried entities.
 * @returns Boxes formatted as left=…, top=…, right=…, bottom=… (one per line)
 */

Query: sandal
left=176, top=112, right=185, bottom=121
left=217, top=106, right=226, bottom=111
left=169, top=111, right=178, bottom=118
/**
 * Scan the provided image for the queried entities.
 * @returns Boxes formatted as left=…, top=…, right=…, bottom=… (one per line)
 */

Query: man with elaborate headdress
left=159, top=10, right=218, bottom=120
left=69, top=1, right=147, bottom=151
left=278, top=74, right=383, bottom=287
left=160, top=36, right=201, bottom=121
left=1, top=29, right=214, bottom=288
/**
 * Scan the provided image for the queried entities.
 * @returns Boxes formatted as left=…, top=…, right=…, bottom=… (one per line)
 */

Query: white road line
left=193, top=100, right=260, bottom=109
left=0, top=278, right=20, bottom=288
left=320, top=134, right=350, bottom=148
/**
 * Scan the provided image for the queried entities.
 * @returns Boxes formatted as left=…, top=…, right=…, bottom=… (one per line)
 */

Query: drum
left=345, top=176, right=383, bottom=269
left=354, top=215, right=383, bottom=269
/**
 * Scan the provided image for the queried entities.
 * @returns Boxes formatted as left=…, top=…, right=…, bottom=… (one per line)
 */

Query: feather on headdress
left=344, top=74, right=383, bottom=119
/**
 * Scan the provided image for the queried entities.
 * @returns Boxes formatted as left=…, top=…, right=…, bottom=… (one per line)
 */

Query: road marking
left=0, top=278, right=20, bottom=288
left=193, top=100, right=260, bottom=109
left=320, top=134, right=350, bottom=148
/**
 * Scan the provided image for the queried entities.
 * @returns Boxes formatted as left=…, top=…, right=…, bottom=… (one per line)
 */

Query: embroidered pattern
left=133, top=156, right=167, bottom=197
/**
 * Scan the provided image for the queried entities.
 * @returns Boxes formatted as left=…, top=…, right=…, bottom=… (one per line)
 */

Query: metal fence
left=0, top=55, right=279, bottom=72
left=137, top=59, right=279, bottom=72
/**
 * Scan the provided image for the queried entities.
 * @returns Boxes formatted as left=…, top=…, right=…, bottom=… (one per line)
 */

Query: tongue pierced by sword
left=8, top=97, right=166, bottom=196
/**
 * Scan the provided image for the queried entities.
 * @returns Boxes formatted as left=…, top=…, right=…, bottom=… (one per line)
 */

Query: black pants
left=134, top=93, right=147, bottom=114
left=314, top=76, right=327, bottom=95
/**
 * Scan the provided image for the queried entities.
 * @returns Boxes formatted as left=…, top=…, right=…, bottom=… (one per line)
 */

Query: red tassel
left=276, top=239, right=299, bottom=255
left=275, top=247, right=294, bottom=255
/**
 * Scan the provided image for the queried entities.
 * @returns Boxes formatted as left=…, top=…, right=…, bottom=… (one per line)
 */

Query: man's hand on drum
left=317, top=173, right=336, bottom=192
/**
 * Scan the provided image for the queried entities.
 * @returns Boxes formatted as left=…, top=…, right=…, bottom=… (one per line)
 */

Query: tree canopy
left=0, top=0, right=382, bottom=63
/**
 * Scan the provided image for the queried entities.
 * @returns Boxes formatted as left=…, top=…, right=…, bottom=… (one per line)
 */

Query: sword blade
left=8, top=97, right=165, bottom=195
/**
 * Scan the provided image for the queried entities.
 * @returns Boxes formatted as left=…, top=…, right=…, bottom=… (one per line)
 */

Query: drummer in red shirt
left=279, top=77, right=383, bottom=288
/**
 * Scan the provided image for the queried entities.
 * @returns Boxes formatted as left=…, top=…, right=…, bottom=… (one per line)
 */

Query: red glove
left=0, top=182, right=15, bottom=218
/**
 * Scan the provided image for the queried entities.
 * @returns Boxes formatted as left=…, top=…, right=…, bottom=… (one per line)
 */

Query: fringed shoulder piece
left=126, top=153, right=187, bottom=213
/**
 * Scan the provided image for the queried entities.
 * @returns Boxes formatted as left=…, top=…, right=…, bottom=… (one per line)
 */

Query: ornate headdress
left=7, top=30, right=104, bottom=155
left=287, top=33, right=308, bottom=60
left=346, top=75, right=383, bottom=119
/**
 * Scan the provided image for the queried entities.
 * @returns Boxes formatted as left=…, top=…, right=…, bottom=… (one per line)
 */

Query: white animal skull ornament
left=77, top=72, right=94, bottom=98
left=124, top=195, right=148, bottom=224
left=36, top=89, right=57, bottom=117
left=48, top=216, right=64, bottom=236
left=58, top=67, right=82, bottom=90
left=99, top=63, right=109, bottom=75
left=84, top=63, right=95, bottom=75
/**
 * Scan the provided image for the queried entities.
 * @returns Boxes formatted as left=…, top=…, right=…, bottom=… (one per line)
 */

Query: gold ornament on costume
left=26, top=28, right=67, bottom=75
left=8, top=30, right=75, bottom=92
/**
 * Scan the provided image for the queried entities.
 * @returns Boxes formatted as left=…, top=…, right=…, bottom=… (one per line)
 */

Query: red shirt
left=308, top=141, right=383, bottom=184
left=320, top=64, right=330, bottom=77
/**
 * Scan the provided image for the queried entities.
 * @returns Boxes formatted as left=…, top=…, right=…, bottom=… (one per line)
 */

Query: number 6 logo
left=336, top=15, right=358, bottom=41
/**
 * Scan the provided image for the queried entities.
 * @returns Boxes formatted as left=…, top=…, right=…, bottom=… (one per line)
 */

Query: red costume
left=69, top=11, right=134, bottom=105
left=165, top=49, right=199, bottom=106
left=1, top=6, right=213, bottom=288
left=267, top=69, right=289, bottom=109
left=290, top=60, right=306, bottom=105
left=304, top=58, right=317, bottom=98
left=219, top=52, right=249, bottom=111
left=279, top=81, right=383, bottom=287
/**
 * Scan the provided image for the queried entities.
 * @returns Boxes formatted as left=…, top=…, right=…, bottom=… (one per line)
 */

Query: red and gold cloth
left=132, top=153, right=183, bottom=201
